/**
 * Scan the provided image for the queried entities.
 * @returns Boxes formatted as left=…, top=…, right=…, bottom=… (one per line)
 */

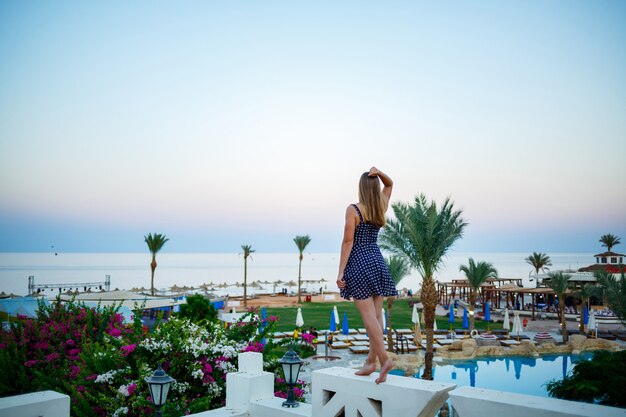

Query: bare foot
left=375, top=359, right=393, bottom=384
left=355, top=361, right=376, bottom=376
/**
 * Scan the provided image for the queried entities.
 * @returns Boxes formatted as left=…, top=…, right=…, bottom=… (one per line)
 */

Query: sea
left=0, top=252, right=595, bottom=298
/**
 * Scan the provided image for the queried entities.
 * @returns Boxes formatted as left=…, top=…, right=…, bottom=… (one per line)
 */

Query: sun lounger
left=597, top=332, right=616, bottom=340
left=353, top=335, right=370, bottom=341
left=331, top=341, right=349, bottom=349
left=395, top=328, right=412, bottom=334
left=500, top=339, right=521, bottom=346
left=350, top=341, right=369, bottom=346
left=349, top=346, right=370, bottom=354
left=357, top=328, right=368, bottom=334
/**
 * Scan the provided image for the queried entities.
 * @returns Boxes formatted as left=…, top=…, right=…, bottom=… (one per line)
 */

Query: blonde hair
left=358, top=172, right=386, bottom=228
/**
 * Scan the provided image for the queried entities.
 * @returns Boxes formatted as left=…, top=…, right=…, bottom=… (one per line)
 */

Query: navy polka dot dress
left=340, top=204, right=398, bottom=300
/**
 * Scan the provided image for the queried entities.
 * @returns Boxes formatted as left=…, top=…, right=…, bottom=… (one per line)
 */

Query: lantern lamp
left=279, top=347, right=304, bottom=408
left=145, top=364, right=175, bottom=417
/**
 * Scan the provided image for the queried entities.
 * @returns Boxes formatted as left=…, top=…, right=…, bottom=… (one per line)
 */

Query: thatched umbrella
left=286, top=280, right=297, bottom=287
left=170, top=284, right=182, bottom=292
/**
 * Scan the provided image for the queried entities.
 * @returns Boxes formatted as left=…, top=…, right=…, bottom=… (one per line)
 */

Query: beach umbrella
left=583, top=305, right=589, bottom=325
left=414, top=310, right=422, bottom=346
left=503, top=308, right=510, bottom=331
left=433, top=317, right=438, bottom=331
left=484, top=301, right=491, bottom=323
left=588, top=311, right=596, bottom=336
left=329, top=311, right=337, bottom=332
left=448, top=304, right=455, bottom=330
left=261, top=307, right=267, bottom=328
left=381, top=308, right=387, bottom=334
left=296, top=307, right=304, bottom=328
left=333, top=306, right=340, bottom=326
left=562, top=355, right=568, bottom=379
left=505, top=357, right=510, bottom=372
left=512, top=311, right=522, bottom=336
left=470, top=365, right=476, bottom=387
left=462, top=308, right=469, bottom=329
left=342, top=312, right=349, bottom=335
left=411, top=304, right=419, bottom=324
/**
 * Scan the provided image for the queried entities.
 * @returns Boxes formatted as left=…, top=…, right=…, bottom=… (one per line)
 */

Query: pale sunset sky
left=0, top=1, right=624, bottom=253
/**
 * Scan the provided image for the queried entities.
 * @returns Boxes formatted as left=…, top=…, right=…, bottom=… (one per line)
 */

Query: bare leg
left=355, top=297, right=392, bottom=383
left=372, top=295, right=393, bottom=384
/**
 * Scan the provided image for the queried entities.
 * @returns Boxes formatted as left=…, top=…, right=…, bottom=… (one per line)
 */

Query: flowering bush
left=0, top=301, right=307, bottom=416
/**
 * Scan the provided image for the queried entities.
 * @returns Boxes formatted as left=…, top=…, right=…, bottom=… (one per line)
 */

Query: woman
left=336, top=166, right=397, bottom=384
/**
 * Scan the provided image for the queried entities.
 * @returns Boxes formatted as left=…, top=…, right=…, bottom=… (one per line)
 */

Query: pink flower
left=274, top=390, right=287, bottom=399
left=127, top=383, right=137, bottom=396
left=25, top=360, right=39, bottom=367
left=69, top=365, right=80, bottom=378
left=107, top=328, right=122, bottom=337
left=268, top=316, right=278, bottom=322
left=45, top=352, right=60, bottom=361
left=120, top=344, right=136, bottom=357
left=86, top=374, right=98, bottom=381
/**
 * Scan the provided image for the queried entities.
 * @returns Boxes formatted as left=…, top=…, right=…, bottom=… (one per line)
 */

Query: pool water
left=409, top=353, right=594, bottom=397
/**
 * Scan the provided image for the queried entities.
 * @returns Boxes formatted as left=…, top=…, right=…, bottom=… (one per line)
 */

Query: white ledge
left=449, top=386, right=626, bottom=417
left=312, top=366, right=456, bottom=417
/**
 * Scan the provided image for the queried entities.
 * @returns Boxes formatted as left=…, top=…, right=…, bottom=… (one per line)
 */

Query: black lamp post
left=279, top=347, right=304, bottom=408
left=145, top=364, right=175, bottom=417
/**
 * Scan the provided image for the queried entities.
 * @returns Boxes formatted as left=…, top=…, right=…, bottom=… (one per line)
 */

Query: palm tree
left=293, top=235, right=311, bottom=304
left=525, top=252, right=552, bottom=275
left=380, top=194, right=466, bottom=380
left=595, top=269, right=626, bottom=326
left=546, top=271, right=571, bottom=343
left=599, top=234, right=621, bottom=253
left=144, top=233, right=169, bottom=296
left=240, top=245, right=255, bottom=308
left=459, top=258, right=498, bottom=331
left=384, top=255, right=411, bottom=351
left=574, top=284, right=600, bottom=333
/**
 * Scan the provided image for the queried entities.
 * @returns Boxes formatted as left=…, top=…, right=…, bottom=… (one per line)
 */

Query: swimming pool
left=409, top=353, right=594, bottom=397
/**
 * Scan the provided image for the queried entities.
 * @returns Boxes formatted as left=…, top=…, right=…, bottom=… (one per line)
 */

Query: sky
left=0, top=1, right=625, bottom=254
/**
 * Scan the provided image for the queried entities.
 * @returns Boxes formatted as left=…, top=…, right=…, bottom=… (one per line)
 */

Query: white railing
left=2, top=352, right=624, bottom=417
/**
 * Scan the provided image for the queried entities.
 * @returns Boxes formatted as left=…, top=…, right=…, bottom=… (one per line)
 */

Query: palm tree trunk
left=469, top=291, right=476, bottom=331
left=560, top=302, right=568, bottom=343
left=421, top=276, right=437, bottom=380
left=297, top=254, right=303, bottom=304
left=387, top=297, right=394, bottom=352
left=243, top=257, right=248, bottom=308
left=150, top=256, right=157, bottom=296
left=579, top=300, right=585, bottom=333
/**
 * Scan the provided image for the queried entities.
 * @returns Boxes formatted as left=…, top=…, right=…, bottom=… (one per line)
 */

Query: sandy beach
left=233, top=292, right=345, bottom=308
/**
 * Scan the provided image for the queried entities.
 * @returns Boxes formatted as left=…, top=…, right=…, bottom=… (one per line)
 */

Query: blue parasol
left=448, top=304, right=455, bottom=330
left=342, top=312, right=349, bottom=335
left=261, top=307, right=267, bottom=328
left=462, top=308, right=469, bottom=329
left=329, top=311, right=337, bottom=332
left=484, top=301, right=491, bottom=322
left=584, top=305, right=589, bottom=325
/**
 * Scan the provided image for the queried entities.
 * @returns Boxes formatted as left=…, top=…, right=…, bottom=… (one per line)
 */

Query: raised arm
left=336, top=205, right=358, bottom=290
left=369, top=166, right=393, bottom=205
